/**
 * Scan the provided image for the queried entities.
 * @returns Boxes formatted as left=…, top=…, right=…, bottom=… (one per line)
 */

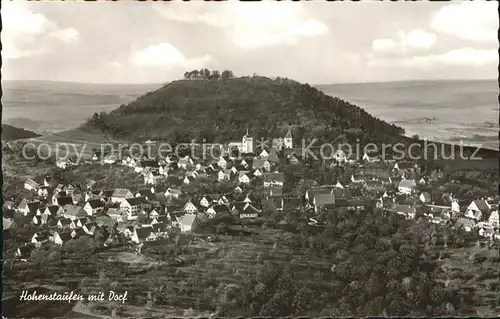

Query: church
left=227, top=125, right=293, bottom=155
left=272, top=125, right=293, bottom=150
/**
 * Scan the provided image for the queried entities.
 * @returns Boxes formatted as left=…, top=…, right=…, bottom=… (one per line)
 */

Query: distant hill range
left=85, top=75, right=406, bottom=145
left=2, top=124, right=41, bottom=140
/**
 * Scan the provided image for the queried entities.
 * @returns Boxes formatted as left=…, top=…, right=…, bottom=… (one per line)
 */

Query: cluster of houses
left=5, top=129, right=500, bottom=259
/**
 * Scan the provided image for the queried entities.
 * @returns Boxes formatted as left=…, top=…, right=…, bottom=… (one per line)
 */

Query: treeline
left=183, top=69, right=235, bottom=80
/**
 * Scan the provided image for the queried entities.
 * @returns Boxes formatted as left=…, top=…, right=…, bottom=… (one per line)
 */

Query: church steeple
left=285, top=124, right=292, bottom=139
left=242, top=126, right=253, bottom=153
left=284, top=123, right=293, bottom=148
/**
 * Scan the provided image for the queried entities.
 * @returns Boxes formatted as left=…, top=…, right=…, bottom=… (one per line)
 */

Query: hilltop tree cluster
left=183, top=69, right=235, bottom=81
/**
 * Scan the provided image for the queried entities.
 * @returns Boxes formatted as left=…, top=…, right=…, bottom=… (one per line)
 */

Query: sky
left=2, top=0, right=498, bottom=84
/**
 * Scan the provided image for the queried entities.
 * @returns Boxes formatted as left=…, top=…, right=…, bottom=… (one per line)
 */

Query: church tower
left=284, top=124, right=293, bottom=149
left=242, top=128, right=254, bottom=154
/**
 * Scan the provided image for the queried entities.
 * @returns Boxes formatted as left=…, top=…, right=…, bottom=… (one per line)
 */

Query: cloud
left=400, top=29, right=437, bottom=50
left=108, top=61, right=125, bottom=69
left=153, top=2, right=328, bottom=49
left=2, top=2, right=80, bottom=59
left=370, top=48, right=498, bottom=68
left=129, top=43, right=216, bottom=70
left=372, top=29, right=437, bottom=57
left=430, top=1, right=498, bottom=43
left=372, top=38, right=398, bottom=55
left=403, top=48, right=498, bottom=67
left=49, top=27, right=80, bottom=43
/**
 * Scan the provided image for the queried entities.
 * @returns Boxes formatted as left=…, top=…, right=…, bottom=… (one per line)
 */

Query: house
left=455, top=218, right=476, bottom=232
left=260, top=149, right=269, bottom=158
left=103, top=154, right=117, bottom=164
left=111, top=188, right=134, bottom=204
left=145, top=171, right=163, bottom=185
left=267, top=187, right=283, bottom=197
left=393, top=204, right=416, bottom=219
left=179, top=213, right=200, bottom=233
left=465, top=200, right=490, bottom=220
left=327, top=149, right=345, bottom=163
left=53, top=195, right=74, bottom=207
left=131, top=226, right=156, bottom=243
left=238, top=172, right=251, bottom=184
left=351, top=175, right=365, bottom=183
left=83, top=223, right=98, bottom=235
left=239, top=203, right=260, bottom=219
left=398, top=180, right=417, bottom=195
left=451, top=199, right=460, bottom=215
left=16, top=244, right=35, bottom=259
left=218, top=170, right=230, bottom=181
left=419, top=192, right=431, bottom=204
left=37, top=187, right=49, bottom=198
left=20, top=201, right=42, bottom=217
left=83, top=199, right=105, bottom=216
left=313, top=194, right=336, bottom=213
left=288, top=154, right=300, bottom=164
left=53, top=232, right=73, bottom=246
left=56, top=159, right=68, bottom=169
left=24, top=178, right=40, bottom=191
left=334, top=181, right=344, bottom=189
left=488, top=210, right=499, bottom=227
left=3, top=217, right=16, bottom=231
left=152, top=223, right=168, bottom=237
left=31, top=231, right=51, bottom=246
left=262, top=173, right=285, bottom=188
left=200, top=195, right=214, bottom=208
left=178, top=156, right=194, bottom=169
left=305, top=188, right=332, bottom=204
left=479, top=227, right=494, bottom=238
left=64, top=184, right=76, bottom=196
left=393, top=161, right=415, bottom=172
left=119, top=225, right=136, bottom=238
left=106, top=208, right=123, bottom=222
left=121, top=197, right=148, bottom=220
left=183, top=201, right=199, bottom=214
left=74, top=217, right=89, bottom=228
left=218, top=157, right=228, bottom=169
left=57, top=218, right=73, bottom=229
left=32, top=215, right=43, bottom=225
left=136, top=188, right=156, bottom=201
left=134, top=162, right=144, bottom=173
left=252, top=168, right=263, bottom=177
left=62, top=205, right=86, bottom=220
left=164, top=188, right=182, bottom=199
left=243, top=193, right=259, bottom=204
left=183, top=175, right=196, bottom=185
left=206, top=204, right=231, bottom=218
left=253, top=159, right=272, bottom=172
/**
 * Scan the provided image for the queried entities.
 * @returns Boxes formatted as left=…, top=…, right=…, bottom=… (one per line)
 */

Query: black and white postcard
left=1, top=1, right=499, bottom=317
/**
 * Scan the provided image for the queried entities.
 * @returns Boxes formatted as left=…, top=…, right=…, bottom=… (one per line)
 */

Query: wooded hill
left=86, top=74, right=405, bottom=145
left=1, top=124, right=41, bottom=141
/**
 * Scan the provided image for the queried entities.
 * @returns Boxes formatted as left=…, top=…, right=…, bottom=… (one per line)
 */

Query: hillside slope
left=86, top=77, right=405, bottom=145
left=1, top=124, right=41, bottom=140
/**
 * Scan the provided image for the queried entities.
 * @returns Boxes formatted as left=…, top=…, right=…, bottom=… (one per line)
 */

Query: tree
left=221, top=70, right=234, bottom=80
left=211, top=70, right=220, bottom=80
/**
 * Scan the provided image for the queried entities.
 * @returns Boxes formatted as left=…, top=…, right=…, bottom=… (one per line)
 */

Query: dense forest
left=86, top=71, right=405, bottom=145
left=1, top=124, right=41, bottom=141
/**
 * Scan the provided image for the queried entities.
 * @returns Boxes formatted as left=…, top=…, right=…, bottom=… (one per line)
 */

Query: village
left=3, top=126, right=500, bottom=263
